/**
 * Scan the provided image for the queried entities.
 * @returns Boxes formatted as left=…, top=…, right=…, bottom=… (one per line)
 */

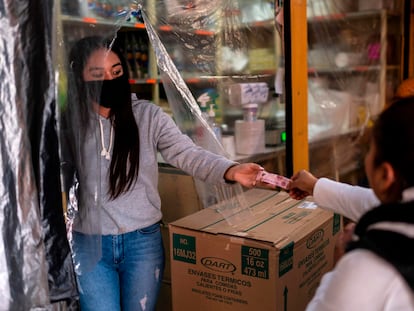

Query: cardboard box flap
left=170, top=188, right=334, bottom=247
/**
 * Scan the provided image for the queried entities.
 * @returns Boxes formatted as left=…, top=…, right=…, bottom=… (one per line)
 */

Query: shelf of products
left=151, top=0, right=286, bottom=161
left=57, top=0, right=287, bottom=170
left=306, top=0, right=405, bottom=181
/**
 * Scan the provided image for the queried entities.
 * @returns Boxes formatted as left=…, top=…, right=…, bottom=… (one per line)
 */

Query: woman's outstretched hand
left=288, top=169, right=318, bottom=200
left=224, top=163, right=264, bottom=188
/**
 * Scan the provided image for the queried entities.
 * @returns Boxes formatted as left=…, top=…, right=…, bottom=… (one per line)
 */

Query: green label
left=279, top=242, right=294, bottom=277
left=172, top=233, right=196, bottom=264
left=241, top=246, right=269, bottom=279
left=333, top=213, right=341, bottom=235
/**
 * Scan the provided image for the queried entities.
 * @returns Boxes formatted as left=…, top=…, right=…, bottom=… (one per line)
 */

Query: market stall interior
left=54, top=0, right=409, bottom=310
left=57, top=0, right=289, bottom=215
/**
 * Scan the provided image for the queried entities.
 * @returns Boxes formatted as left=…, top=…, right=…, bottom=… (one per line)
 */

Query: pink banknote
left=256, top=171, right=291, bottom=190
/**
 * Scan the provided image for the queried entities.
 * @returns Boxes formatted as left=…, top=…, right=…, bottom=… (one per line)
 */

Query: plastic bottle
left=124, top=34, right=136, bottom=79
left=208, top=104, right=222, bottom=143
left=197, top=92, right=210, bottom=121
left=194, top=92, right=211, bottom=148
left=132, top=34, right=142, bottom=79
left=242, top=103, right=258, bottom=122
left=139, top=37, right=149, bottom=78
left=130, top=34, right=142, bottom=79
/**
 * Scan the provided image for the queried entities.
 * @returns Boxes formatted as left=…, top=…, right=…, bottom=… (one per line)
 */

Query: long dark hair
left=67, top=36, right=140, bottom=199
left=372, top=97, right=414, bottom=193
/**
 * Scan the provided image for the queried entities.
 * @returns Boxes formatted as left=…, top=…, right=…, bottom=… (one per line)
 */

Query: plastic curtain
left=0, top=0, right=78, bottom=310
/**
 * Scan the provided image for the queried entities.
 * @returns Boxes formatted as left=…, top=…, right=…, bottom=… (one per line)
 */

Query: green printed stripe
left=199, top=193, right=290, bottom=230
left=243, top=199, right=305, bottom=232
left=250, top=192, right=281, bottom=208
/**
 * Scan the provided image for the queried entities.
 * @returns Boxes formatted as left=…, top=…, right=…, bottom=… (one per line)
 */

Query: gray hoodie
left=74, top=95, right=236, bottom=235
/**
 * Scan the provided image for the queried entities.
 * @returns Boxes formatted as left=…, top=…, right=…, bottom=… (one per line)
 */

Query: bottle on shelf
left=124, top=33, right=136, bottom=79
left=208, top=104, right=222, bottom=143
left=131, top=34, right=142, bottom=79
left=138, top=37, right=149, bottom=78
left=193, top=92, right=213, bottom=148
left=197, top=92, right=210, bottom=121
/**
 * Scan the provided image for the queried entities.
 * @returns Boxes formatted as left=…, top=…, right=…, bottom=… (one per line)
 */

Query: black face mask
left=85, top=75, right=130, bottom=109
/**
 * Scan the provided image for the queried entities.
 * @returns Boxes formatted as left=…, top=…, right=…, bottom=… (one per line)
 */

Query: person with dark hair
left=288, top=98, right=414, bottom=310
left=62, top=35, right=263, bottom=311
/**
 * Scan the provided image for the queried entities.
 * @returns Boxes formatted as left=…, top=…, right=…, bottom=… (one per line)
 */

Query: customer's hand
left=224, top=163, right=263, bottom=188
left=288, top=169, right=318, bottom=200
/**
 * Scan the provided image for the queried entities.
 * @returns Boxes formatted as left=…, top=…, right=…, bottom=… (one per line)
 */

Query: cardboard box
left=169, top=189, right=341, bottom=311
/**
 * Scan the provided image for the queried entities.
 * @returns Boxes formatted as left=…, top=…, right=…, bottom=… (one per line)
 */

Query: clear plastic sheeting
left=141, top=1, right=281, bottom=217
left=306, top=0, right=403, bottom=181
left=58, top=17, right=121, bottom=276
left=142, top=5, right=242, bottom=211
left=0, top=0, right=77, bottom=309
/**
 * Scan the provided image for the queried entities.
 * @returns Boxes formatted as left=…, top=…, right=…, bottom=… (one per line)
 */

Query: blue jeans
left=74, top=223, right=165, bottom=311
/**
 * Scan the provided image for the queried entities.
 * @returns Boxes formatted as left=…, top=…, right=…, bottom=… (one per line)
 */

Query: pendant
left=101, top=148, right=110, bottom=160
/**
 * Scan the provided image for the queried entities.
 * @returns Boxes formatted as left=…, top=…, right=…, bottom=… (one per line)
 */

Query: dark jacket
left=347, top=200, right=414, bottom=291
